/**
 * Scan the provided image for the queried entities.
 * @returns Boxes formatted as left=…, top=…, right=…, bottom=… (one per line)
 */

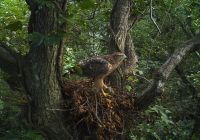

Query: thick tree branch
left=0, top=43, right=19, bottom=76
left=136, top=36, right=200, bottom=110
left=110, top=0, right=131, bottom=52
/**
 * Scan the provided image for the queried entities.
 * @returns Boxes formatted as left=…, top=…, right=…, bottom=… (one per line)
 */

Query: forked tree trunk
left=22, top=1, right=71, bottom=139
left=109, top=0, right=138, bottom=89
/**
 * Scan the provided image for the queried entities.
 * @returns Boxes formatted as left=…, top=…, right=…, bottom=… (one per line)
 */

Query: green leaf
left=152, top=132, right=161, bottom=140
left=44, top=34, right=62, bottom=45
left=138, top=70, right=144, bottom=75
left=28, top=32, right=45, bottom=46
left=128, top=76, right=134, bottom=81
left=125, top=85, right=132, bottom=92
left=5, top=21, right=23, bottom=31
left=78, top=0, right=96, bottom=10
left=191, top=134, right=199, bottom=140
left=23, top=130, right=44, bottom=140
left=0, top=99, right=4, bottom=110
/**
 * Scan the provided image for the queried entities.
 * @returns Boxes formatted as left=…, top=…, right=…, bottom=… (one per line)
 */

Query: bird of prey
left=79, top=52, right=126, bottom=96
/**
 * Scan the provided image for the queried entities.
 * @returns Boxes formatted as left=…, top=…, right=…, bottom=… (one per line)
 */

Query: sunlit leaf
left=125, top=85, right=132, bottom=92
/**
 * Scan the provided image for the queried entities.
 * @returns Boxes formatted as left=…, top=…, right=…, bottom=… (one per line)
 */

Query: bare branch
left=128, top=9, right=147, bottom=29
left=150, top=0, right=161, bottom=33
left=158, top=39, right=200, bottom=80
left=195, top=51, right=200, bottom=58
left=0, top=43, right=19, bottom=76
left=134, top=73, right=151, bottom=83
left=136, top=36, right=200, bottom=110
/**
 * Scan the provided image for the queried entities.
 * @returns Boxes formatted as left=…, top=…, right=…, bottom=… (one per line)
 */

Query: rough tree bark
left=0, top=43, right=19, bottom=76
left=1, top=0, right=72, bottom=139
left=109, top=0, right=138, bottom=89
left=23, top=1, right=72, bottom=139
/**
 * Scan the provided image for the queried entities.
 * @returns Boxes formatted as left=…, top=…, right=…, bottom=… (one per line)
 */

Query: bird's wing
left=79, top=57, right=110, bottom=77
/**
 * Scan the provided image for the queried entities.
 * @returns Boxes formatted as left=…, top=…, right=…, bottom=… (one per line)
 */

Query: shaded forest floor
left=62, top=79, right=136, bottom=139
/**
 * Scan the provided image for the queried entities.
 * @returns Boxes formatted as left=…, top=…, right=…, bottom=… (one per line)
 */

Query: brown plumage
left=79, top=52, right=126, bottom=96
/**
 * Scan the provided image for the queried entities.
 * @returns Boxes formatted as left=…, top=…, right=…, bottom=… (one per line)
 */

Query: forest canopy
left=0, top=0, right=200, bottom=140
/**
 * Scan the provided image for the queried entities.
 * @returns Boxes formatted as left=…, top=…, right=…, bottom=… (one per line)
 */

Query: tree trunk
left=109, top=0, right=138, bottom=89
left=22, top=1, right=71, bottom=139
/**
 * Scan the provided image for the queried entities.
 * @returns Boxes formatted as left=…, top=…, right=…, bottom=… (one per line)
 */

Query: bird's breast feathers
left=79, top=58, right=111, bottom=77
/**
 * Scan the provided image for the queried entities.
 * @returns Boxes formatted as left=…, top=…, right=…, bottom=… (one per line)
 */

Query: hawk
left=79, top=52, right=126, bottom=96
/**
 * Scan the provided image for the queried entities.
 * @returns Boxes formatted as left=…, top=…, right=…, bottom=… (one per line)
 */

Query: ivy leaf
left=5, top=21, right=23, bottom=31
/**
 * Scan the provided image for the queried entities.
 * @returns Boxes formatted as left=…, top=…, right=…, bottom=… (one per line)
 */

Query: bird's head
left=112, top=52, right=127, bottom=63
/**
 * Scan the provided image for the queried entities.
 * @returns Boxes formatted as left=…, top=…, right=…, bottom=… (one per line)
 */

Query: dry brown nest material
left=62, top=79, right=136, bottom=139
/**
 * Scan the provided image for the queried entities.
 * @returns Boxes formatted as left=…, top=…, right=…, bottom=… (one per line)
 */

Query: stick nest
left=62, top=79, right=136, bottom=139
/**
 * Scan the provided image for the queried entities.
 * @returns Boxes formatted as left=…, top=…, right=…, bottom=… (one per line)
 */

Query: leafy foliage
left=130, top=101, right=195, bottom=140
left=0, top=0, right=43, bottom=139
left=0, top=0, right=29, bottom=54
left=0, top=72, right=44, bottom=140
left=128, top=0, right=200, bottom=139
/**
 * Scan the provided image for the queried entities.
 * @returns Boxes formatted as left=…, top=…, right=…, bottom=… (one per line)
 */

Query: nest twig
left=62, top=79, right=136, bottom=139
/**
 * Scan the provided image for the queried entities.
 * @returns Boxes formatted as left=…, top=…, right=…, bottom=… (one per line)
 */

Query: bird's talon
left=102, top=92, right=111, bottom=97
left=103, top=92, right=109, bottom=96
left=105, top=87, right=114, bottom=94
